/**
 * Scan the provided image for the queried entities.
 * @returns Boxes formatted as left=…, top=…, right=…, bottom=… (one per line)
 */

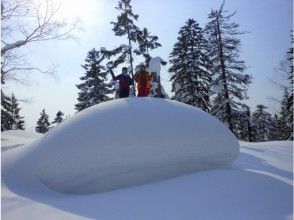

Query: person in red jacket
left=110, top=67, right=133, bottom=98
left=135, top=64, right=152, bottom=97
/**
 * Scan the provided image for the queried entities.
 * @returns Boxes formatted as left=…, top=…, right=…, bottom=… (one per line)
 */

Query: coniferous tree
left=238, top=108, right=255, bottom=142
left=1, top=93, right=25, bottom=130
left=100, top=46, right=130, bottom=73
left=52, top=110, right=65, bottom=126
left=110, top=0, right=140, bottom=80
left=135, top=27, right=162, bottom=66
left=251, top=105, right=275, bottom=142
left=286, top=33, right=293, bottom=140
left=272, top=113, right=282, bottom=141
left=205, top=2, right=251, bottom=133
left=16, top=118, right=25, bottom=130
left=169, top=19, right=211, bottom=112
left=268, top=115, right=279, bottom=141
left=101, top=0, right=162, bottom=96
left=10, top=94, right=25, bottom=130
left=75, top=49, right=113, bottom=112
left=1, top=90, right=12, bottom=131
left=1, top=64, right=12, bottom=131
left=278, top=88, right=292, bottom=140
left=35, top=109, right=50, bottom=134
left=275, top=33, right=293, bottom=140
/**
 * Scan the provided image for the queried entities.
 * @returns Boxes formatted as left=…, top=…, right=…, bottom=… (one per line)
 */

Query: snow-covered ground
left=2, top=132, right=293, bottom=220
left=1, top=99, right=293, bottom=220
left=1, top=130, right=42, bottom=152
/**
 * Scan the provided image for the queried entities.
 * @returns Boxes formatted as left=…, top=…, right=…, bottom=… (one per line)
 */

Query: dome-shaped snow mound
left=28, top=98, right=239, bottom=194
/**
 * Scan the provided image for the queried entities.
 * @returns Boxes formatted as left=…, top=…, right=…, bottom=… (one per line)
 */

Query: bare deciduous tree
left=1, top=0, right=81, bottom=84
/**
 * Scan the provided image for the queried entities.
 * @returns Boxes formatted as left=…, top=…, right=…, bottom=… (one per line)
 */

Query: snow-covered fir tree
left=286, top=33, right=293, bottom=140
left=135, top=27, right=162, bottom=66
left=169, top=19, right=211, bottom=112
left=277, top=88, right=292, bottom=140
left=52, top=110, right=65, bottom=126
left=272, top=113, right=282, bottom=141
left=1, top=93, right=25, bottom=130
left=109, top=0, right=140, bottom=80
left=251, top=105, right=275, bottom=142
left=75, top=49, right=113, bottom=112
left=35, top=109, right=50, bottom=134
left=275, top=33, right=293, bottom=140
left=205, top=2, right=251, bottom=133
left=101, top=0, right=163, bottom=96
left=1, top=90, right=12, bottom=131
left=10, top=94, right=25, bottom=130
left=238, top=108, right=255, bottom=142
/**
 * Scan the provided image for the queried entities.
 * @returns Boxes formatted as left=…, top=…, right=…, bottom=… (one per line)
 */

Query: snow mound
left=15, top=98, right=239, bottom=194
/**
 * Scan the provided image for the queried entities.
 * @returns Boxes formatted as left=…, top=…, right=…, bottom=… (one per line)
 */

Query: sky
left=4, top=0, right=293, bottom=131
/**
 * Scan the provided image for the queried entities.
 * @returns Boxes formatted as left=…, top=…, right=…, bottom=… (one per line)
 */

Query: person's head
left=122, top=67, right=128, bottom=74
left=140, top=64, right=146, bottom=71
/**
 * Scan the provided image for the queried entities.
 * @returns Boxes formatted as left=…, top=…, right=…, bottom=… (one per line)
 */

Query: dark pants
left=119, top=89, right=130, bottom=98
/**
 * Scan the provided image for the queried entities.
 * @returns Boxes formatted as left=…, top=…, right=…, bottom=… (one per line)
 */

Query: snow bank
left=9, top=98, right=239, bottom=194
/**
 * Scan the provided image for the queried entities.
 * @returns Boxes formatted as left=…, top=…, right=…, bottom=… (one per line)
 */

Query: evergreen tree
left=278, top=88, right=292, bottom=140
left=101, top=0, right=162, bottom=96
left=101, top=46, right=130, bottom=73
left=286, top=33, right=293, bottom=140
left=1, top=90, right=12, bottom=131
left=1, top=93, right=25, bottom=130
left=75, top=49, right=113, bottom=112
left=135, top=27, right=162, bottom=66
left=10, top=94, right=25, bottom=130
left=169, top=19, right=211, bottom=112
left=238, top=108, right=255, bottom=142
left=35, top=109, right=50, bottom=134
left=275, top=33, right=293, bottom=140
left=52, top=110, right=65, bottom=126
left=205, top=2, right=251, bottom=133
left=272, top=113, right=282, bottom=141
left=110, top=0, right=140, bottom=80
left=251, top=105, right=275, bottom=142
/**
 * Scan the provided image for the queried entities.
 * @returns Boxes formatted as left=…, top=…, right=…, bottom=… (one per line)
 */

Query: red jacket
left=135, top=71, right=152, bottom=89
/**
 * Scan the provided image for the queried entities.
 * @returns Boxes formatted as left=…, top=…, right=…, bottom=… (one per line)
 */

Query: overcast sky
left=5, top=0, right=293, bottom=130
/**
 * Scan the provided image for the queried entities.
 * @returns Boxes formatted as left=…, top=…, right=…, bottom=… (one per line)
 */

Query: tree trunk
left=216, top=15, right=234, bottom=132
left=123, top=4, right=135, bottom=96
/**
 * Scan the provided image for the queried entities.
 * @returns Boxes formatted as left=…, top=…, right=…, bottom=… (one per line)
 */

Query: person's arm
left=109, top=68, right=117, bottom=80
left=129, top=75, right=134, bottom=85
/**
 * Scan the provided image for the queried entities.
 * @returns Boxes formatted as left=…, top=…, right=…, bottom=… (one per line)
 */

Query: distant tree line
left=1, top=100, right=67, bottom=133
